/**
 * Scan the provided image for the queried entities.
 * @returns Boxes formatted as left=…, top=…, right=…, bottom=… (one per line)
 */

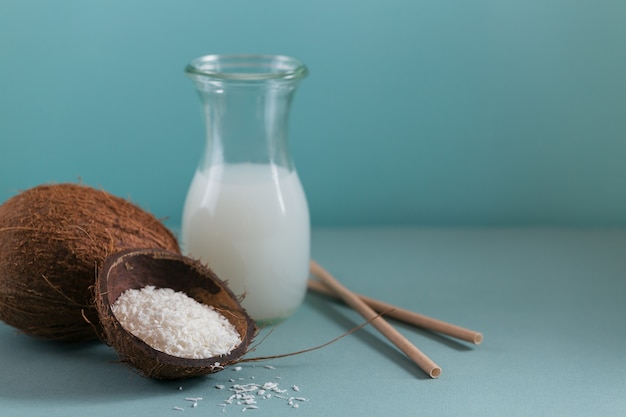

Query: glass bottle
left=181, top=55, right=310, bottom=324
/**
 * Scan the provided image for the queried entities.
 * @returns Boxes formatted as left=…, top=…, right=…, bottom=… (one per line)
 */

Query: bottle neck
left=194, top=80, right=299, bottom=172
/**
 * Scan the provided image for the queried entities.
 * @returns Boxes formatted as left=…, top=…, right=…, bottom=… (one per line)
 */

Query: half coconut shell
left=95, top=248, right=257, bottom=380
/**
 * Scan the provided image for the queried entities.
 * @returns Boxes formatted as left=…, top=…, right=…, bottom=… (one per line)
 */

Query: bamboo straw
left=307, top=278, right=483, bottom=345
left=309, top=260, right=442, bottom=379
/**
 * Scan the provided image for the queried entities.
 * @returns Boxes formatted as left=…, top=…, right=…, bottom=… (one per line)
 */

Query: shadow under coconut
left=0, top=324, right=208, bottom=401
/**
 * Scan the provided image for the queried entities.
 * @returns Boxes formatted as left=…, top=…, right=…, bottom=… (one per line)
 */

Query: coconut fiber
left=0, top=183, right=180, bottom=342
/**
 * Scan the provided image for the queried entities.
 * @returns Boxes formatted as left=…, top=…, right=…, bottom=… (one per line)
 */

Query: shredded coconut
left=216, top=369, right=308, bottom=412
left=173, top=365, right=309, bottom=412
left=111, top=285, right=241, bottom=359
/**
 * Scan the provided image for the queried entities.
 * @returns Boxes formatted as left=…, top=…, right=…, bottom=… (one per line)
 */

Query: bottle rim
left=185, top=54, right=308, bottom=81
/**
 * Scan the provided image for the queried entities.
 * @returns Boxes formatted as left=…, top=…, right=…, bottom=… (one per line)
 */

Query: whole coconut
left=0, top=183, right=180, bottom=342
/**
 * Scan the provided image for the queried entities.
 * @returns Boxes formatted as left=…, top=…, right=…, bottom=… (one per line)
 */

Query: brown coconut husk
left=0, top=183, right=180, bottom=342
left=95, top=248, right=257, bottom=380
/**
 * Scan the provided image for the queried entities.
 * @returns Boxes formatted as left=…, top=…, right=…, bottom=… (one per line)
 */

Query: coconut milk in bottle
left=181, top=54, right=310, bottom=323
left=182, top=163, right=310, bottom=322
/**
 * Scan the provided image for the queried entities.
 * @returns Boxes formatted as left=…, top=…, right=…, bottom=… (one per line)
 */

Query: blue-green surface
left=1, top=0, right=626, bottom=226
left=1, top=228, right=625, bottom=416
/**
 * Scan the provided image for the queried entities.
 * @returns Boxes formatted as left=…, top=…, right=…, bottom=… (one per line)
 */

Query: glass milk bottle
left=181, top=55, right=310, bottom=324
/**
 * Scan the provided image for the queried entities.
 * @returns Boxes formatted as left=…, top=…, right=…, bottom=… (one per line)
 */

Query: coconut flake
left=111, top=286, right=241, bottom=359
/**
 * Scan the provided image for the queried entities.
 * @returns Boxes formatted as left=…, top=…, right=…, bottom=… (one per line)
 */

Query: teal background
left=1, top=0, right=625, bottom=227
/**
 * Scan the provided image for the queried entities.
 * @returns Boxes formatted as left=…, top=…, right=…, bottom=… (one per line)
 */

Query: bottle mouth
left=185, top=54, right=308, bottom=81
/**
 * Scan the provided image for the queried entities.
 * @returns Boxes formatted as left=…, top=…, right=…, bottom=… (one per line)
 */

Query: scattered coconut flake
left=214, top=368, right=308, bottom=413
left=262, top=382, right=278, bottom=390
left=111, top=286, right=241, bottom=359
left=184, top=397, right=203, bottom=402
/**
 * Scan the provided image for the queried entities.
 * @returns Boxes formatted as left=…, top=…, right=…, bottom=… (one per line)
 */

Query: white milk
left=181, top=163, right=310, bottom=323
